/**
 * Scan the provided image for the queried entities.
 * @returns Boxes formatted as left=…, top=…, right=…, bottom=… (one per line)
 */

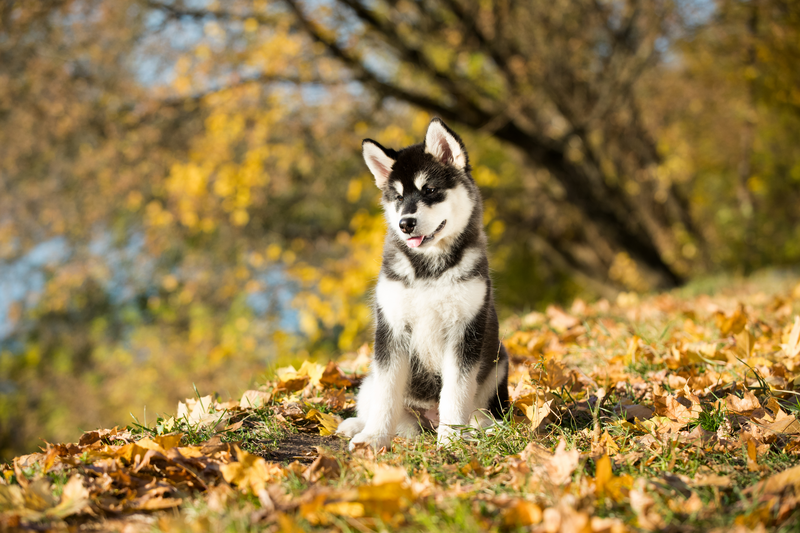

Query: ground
left=2, top=271, right=800, bottom=532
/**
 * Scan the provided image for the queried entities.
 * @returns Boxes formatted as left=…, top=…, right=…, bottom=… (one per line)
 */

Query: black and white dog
left=337, top=118, right=509, bottom=449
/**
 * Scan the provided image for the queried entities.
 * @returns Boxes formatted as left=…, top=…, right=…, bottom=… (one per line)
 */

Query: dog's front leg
left=349, top=339, right=409, bottom=451
left=437, top=349, right=479, bottom=447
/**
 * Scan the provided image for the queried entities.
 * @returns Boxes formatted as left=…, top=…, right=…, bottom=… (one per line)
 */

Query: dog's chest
left=376, top=275, right=486, bottom=371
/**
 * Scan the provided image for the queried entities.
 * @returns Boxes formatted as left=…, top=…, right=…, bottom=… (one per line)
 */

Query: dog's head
left=362, top=118, right=476, bottom=252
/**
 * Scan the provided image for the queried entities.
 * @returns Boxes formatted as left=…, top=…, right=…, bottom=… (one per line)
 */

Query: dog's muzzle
left=405, top=220, right=446, bottom=248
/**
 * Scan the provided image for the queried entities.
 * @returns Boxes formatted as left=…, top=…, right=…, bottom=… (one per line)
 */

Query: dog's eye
left=424, top=187, right=437, bottom=195
left=395, top=195, right=403, bottom=201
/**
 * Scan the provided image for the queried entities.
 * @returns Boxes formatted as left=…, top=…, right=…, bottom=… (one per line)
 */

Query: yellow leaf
left=153, top=434, right=183, bottom=450
left=298, top=360, right=326, bottom=387
left=781, top=316, right=800, bottom=358
left=715, top=304, right=747, bottom=335
left=51, top=476, right=88, bottom=519
left=305, top=409, right=341, bottom=436
left=323, top=501, right=365, bottom=518
left=595, top=455, right=613, bottom=496
left=372, top=465, right=408, bottom=486
left=758, top=464, right=800, bottom=494
left=596, top=430, right=621, bottom=456
left=734, top=328, right=755, bottom=359
left=503, top=500, right=543, bottom=527
left=221, top=446, right=284, bottom=494
left=240, top=390, right=272, bottom=409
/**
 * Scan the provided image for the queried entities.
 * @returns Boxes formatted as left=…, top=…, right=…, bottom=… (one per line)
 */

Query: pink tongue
left=406, top=236, right=424, bottom=248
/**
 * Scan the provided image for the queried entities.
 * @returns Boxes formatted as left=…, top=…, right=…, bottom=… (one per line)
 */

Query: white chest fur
left=375, top=273, right=487, bottom=372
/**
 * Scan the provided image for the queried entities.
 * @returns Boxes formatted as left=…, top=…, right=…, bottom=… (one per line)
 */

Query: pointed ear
left=362, top=139, right=395, bottom=189
left=424, top=118, right=468, bottom=170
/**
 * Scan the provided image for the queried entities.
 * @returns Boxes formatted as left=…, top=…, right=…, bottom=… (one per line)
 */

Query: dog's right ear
left=362, top=139, right=395, bottom=189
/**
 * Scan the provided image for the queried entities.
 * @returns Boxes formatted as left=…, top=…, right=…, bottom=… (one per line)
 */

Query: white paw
left=469, top=409, right=496, bottom=430
left=396, top=418, right=422, bottom=439
left=349, top=431, right=391, bottom=452
left=336, top=417, right=365, bottom=438
left=436, top=424, right=461, bottom=448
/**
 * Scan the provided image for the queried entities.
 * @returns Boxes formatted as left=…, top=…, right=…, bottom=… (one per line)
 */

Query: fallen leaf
left=725, top=391, right=761, bottom=415
left=734, top=328, right=755, bottom=359
left=304, top=409, right=341, bottom=436
left=781, top=316, right=800, bottom=359
left=546, top=305, right=580, bottom=332
left=319, top=361, right=353, bottom=389
left=716, top=304, right=747, bottom=335
left=46, top=475, right=90, bottom=519
left=621, top=403, right=655, bottom=422
left=746, top=440, right=766, bottom=472
left=746, top=464, right=800, bottom=495
left=221, top=447, right=284, bottom=494
left=303, top=453, right=340, bottom=483
left=503, top=500, right=542, bottom=527
left=240, top=390, right=272, bottom=409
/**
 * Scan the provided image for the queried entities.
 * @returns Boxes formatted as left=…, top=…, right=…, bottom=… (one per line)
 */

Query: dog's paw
left=435, top=425, right=462, bottom=448
left=395, top=420, right=422, bottom=439
left=336, top=417, right=365, bottom=438
left=348, top=431, right=391, bottom=452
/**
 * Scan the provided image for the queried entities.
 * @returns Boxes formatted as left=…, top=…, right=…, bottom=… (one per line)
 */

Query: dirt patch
left=262, top=432, right=347, bottom=464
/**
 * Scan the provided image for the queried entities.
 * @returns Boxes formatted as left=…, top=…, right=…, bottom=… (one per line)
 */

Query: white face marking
left=414, top=172, right=428, bottom=192
left=383, top=182, right=476, bottom=254
left=392, top=181, right=403, bottom=197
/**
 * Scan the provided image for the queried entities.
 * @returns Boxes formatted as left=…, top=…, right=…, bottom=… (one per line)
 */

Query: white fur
left=414, top=172, right=428, bottom=192
left=438, top=355, right=480, bottom=445
left=376, top=274, right=486, bottom=375
left=348, top=352, right=410, bottom=450
left=340, top=120, right=501, bottom=451
left=383, top=183, right=475, bottom=253
left=390, top=251, right=416, bottom=282
left=363, top=142, right=394, bottom=188
left=340, top=272, right=488, bottom=450
left=425, top=120, right=467, bottom=170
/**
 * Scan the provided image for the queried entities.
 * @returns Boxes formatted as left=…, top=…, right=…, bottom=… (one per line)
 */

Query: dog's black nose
left=399, top=218, right=416, bottom=234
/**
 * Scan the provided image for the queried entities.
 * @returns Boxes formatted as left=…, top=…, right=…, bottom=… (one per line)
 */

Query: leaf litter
left=3, top=280, right=800, bottom=530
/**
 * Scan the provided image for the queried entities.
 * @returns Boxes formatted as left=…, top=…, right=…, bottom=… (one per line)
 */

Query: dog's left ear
left=362, top=139, right=396, bottom=189
left=424, top=118, right=468, bottom=170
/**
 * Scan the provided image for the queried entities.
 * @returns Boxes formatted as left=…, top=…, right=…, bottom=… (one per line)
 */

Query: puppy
left=337, top=118, right=509, bottom=449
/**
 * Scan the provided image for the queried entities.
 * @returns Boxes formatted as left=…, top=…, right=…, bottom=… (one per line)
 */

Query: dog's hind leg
left=395, top=409, right=424, bottom=439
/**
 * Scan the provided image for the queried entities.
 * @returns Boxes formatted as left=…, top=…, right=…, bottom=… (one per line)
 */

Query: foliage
left=3, top=277, right=800, bottom=530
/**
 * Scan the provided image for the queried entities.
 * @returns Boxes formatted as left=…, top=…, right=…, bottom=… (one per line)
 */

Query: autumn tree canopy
left=1, top=0, right=799, bottom=459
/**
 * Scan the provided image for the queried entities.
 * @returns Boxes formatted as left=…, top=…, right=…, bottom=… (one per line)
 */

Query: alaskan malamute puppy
left=337, top=118, right=509, bottom=449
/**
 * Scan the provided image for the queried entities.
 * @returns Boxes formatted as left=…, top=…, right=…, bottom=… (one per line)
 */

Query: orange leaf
left=715, top=304, right=747, bottom=335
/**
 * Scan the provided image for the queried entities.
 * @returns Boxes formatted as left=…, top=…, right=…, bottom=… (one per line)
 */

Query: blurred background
left=1, top=0, right=799, bottom=461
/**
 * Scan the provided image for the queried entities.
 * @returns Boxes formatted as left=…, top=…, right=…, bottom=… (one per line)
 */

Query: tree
left=157, top=0, right=706, bottom=290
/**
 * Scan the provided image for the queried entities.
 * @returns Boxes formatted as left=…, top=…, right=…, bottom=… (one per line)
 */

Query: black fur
left=371, top=118, right=509, bottom=421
